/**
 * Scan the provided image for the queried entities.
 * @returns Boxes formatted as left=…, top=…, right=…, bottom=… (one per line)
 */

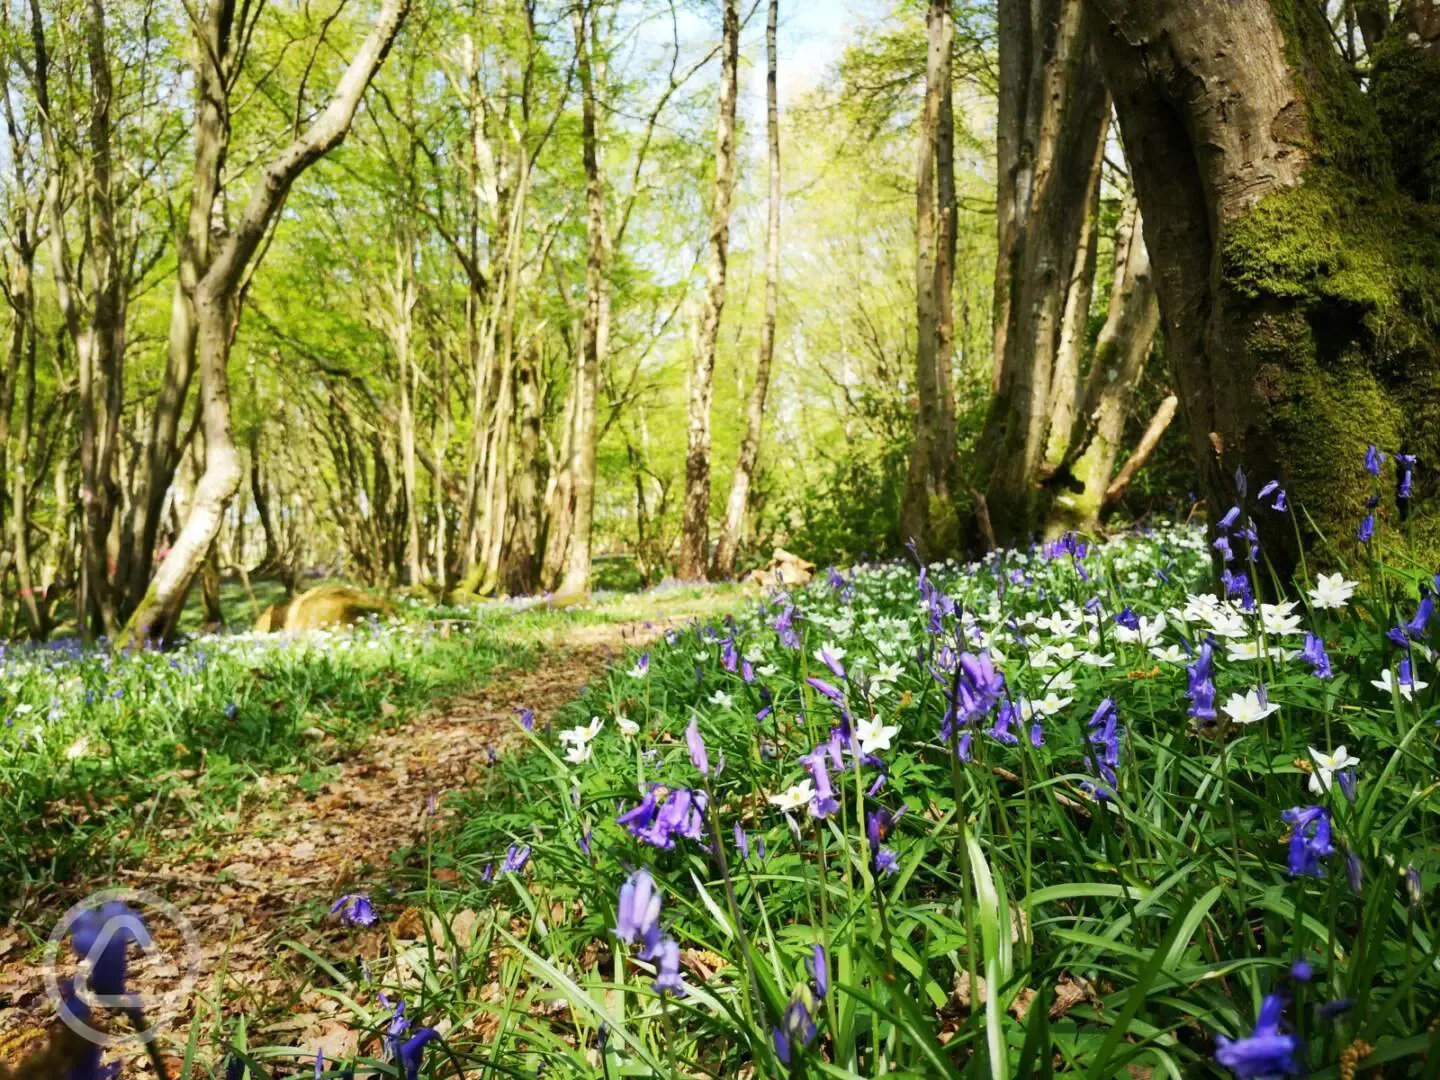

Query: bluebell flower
left=1358, top=513, right=1375, bottom=544
left=652, top=936, right=686, bottom=997
left=71, top=901, right=148, bottom=998
left=515, top=706, right=534, bottom=730
left=686, top=718, right=710, bottom=777
left=811, top=944, right=829, bottom=998
left=773, top=997, right=816, bottom=1065
left=1402, top=594, right=1433, bottom=640
left=398, top=1027, right=439, bottom=1080
left=802, top=747, right=840, bottom=819
left=1235, top=467, right=1249, bottom=498
left=1115, top=607, right=1140, bottom=632
left=1365, top=444, right=1385, bottom=477
left=1317, top=997, right=1355, bottom=1020
left=501, top=844, right=531, bottom=874
left=1281, top=806, right=1334, bottom=878
left=1290, top=960, right=1313, bottom=983
left=1395, top=452, right=1416, bottom=499
left=1300, top=633, right=1332, bottom=679
left=1214, top=993, right=1300, bottom=1078
left=614, top=869, right=663, bottom=957
left=330, top=894, right=378, bottom=928
left=1219, top=505, right=1241, bottom=530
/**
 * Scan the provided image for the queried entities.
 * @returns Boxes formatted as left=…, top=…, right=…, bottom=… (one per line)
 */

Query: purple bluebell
left=1235, top=467, right=1249, bottom=498
left=1301, top=633, right=1332, bottom=679
left=1365, top=444, right=1385, bottom=477
left=385, top=999, right=411, bottom=1060
left=811, top=944, right=829, bottom=998
left=1272, top=489, right=1288, bottom=512
left=806, top=676, right=845, bottom=705
left=1403, top=594, right=1433, bottom=640
left=330, top=894, right=378, bottom=928
left=802, top=747, right=841, bottom=818
left=1115, top=607, right=1140, bottom=632
left=515, top=706, right=534, bottom=731
left=1337, top=769, right=1357, bottom=805
left=1214, top=993, right=1299, bottom=1078
left=1214, top=535, right=1235, bottom=562
left=867, top=808, right=900, bottom=875
left=1219, top=505, right=1241, bottom=530
left=1281, top=806, right=1334, bottom=878
left=652, top=936, right=686, bottom=997
left=734, top=822, right=750, bottom=860
left=1396, top=453, right=1416, bottom=499
left=742, top=659, right=755, bottom=684
left=398, top=1028, right=439, bottom=1080
left=1358, top=513, right=1375, bottom=544
left=1257, top=480, right=1279, bottom=502
left=579, top=827, right=593, bottom=858
left=501, top=844, right=531, bottom=874
left=1399, top=656, right=1418, bottom=689
left=614, top=869, right=663, bottom=957
left=1405, top=864, right=1423, bottom=907
left=987, top=701, right=1020, bottom=746
left=71, top=901, right=147, bottom=998
left=817, top=646, right=845, bottom=679
left=1290, top=960, right=1313, bottom=983
left=686, top=719, right=711, bottom=777
left=1187, top=642, right=1217, bottom=728
left=773, top=998, right=816, bottom=1065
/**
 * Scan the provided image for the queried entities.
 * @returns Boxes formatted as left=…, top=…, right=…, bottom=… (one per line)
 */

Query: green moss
left=1371, top=32, right=1440, bottom=203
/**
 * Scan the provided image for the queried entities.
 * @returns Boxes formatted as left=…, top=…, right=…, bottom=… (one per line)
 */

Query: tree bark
left=559, top=0, right=611, bottom=598
left=975, top=0, right=1108, bottom=547
left=1085, top=0, right=1440, bottom=577
left=123, top=0, right=409, bottom=644
left=1043, top=199, right=1161, bottom=534
left=899, top=0, right=957, bottom=559
left=676, top=0, right=739, bottom=581
left=712, top=0, right=781, bottom=581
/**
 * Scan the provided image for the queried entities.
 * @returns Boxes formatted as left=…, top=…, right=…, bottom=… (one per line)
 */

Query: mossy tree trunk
left=1085, top=0, right=1440, bottom=579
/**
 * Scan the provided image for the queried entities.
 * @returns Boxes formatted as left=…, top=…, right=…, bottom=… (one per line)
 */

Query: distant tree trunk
left=540, top=372, right=577, bottom=592
left=559, top=0, right=611, bottom=598
left=503, top=339, right=544, bottom=594
left=973, top=0, right=1108, bottom=547
left=676, top=0, right=739, bottom=582
left=391, top=226, right=424, bottom=586
left=1043, top=199, right=1162, bottom=534
left=899, top=0, right=957, bottom=559
left=1085, top=0, right=1440, bottom=577
left=712, top=0, right=781, bottom=581
left=123, top=0, right=409, bottom=645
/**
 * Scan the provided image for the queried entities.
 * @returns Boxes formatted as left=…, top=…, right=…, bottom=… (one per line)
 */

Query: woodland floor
left=0, top=598, right=725, bottom=1075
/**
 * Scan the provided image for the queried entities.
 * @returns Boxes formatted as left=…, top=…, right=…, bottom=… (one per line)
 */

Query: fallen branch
left=1104, top=392, right=1178, bottom=507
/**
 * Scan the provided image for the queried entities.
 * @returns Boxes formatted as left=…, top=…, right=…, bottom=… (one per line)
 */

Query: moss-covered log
left=1086, top=0, right=1440, bottom=577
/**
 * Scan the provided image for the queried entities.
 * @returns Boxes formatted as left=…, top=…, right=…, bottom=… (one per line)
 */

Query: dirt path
left=0, top=614, right=685, bottom=1074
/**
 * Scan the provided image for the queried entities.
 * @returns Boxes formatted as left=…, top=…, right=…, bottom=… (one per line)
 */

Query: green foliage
left=272, top=514, right=1438, bottom=1078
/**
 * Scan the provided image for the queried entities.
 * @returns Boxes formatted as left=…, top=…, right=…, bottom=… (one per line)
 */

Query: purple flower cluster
left=939, top=651, right=1006, bottom=747
left=330, top=893, right=378, bottom=927
left=1082, top=698, right=1120, bottom=801
left=1281, top=805, right=1334, bottom=878
left=614, top=868, right=687, bottom=997
left=617, top=785, right=709, bottom=849
left=1300, top=633, right=1332, bottom=679
left=1186, top=639, right=1217, bottom=730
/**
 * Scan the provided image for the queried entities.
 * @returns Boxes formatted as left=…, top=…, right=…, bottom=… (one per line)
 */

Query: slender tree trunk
left=676, top=0, right=739, bottom=581
left=1043, top=200, right=1161, bottom=534
left=712, top=0, right=781, bottom=580
left=559, top=0, right=611, bottom=598
left=540, top=372, right=577, bottom=591
left=1085, top=0, right=1440, bottom=577
left=899, top=0, right=957, bottom=558
left=503, top=339, right=543, bottom=594
left=974, top=0, right=1107, bottom=546
left=392, top=227, right=424, bottom=586
left=123, top=0, right=409, bottom=644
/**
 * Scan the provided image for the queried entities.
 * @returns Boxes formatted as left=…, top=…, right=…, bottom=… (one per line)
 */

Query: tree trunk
left=712, top=0, right=781, bottom=581
left=559, top=0, right=611, bottom=598
left=123, top=0, right=409, bottom=644
left=676, top=0, right=739, bottom=581
left=503, top=339, right=543, bottom=594
left=392, top=227, right=424, bottom=586
left=974, top=0, right=1108, bottom=546
left=1043, top=199, right=1161, bottom=535
left=1085, top=0, right=1440, bottom=578
left=899, top=0, right=957, bottom=559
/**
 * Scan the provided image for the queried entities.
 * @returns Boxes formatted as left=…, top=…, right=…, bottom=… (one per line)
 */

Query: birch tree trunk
left=1084, top=0, right=1440, bottom=577
left=676, top=0, right=739, bottom=582
left=712, top=0, right=781, bottom=581
left=123, top=0, right=409, bottom=644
